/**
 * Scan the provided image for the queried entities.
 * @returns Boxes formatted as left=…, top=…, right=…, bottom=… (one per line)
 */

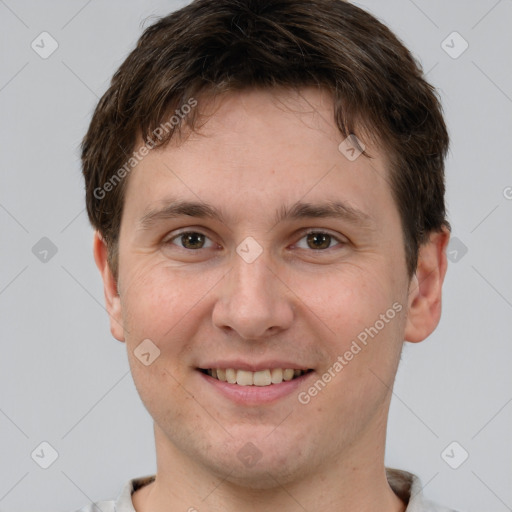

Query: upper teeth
left=206, top=368, right=306, bottom=386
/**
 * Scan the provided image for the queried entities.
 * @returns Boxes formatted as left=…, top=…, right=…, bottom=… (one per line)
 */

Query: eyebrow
left=137, top=198, right=375, bottom=231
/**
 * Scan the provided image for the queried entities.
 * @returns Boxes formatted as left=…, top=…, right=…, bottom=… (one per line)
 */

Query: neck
left=132, top=416, right=406, bottom=512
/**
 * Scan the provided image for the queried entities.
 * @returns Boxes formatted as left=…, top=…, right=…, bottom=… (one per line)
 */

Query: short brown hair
left=81, top=0, right=450, bottom=280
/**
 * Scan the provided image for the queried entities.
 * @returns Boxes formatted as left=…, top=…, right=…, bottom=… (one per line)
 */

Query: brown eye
left=168, top=231, right=212, bottom=250
left=180, top=232, right=205, bottom=249
left=306, top=232, right=332, bottom=250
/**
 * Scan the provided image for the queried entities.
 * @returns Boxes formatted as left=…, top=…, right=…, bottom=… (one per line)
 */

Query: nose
left=212, top=248, right=294, bottom=340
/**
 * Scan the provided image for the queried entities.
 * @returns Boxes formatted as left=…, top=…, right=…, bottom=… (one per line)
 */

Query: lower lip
left=198, top=370, right=314, bottom=405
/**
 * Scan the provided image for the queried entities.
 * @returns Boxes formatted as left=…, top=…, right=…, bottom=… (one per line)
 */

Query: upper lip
left=197, top=360, right=312, bottom=372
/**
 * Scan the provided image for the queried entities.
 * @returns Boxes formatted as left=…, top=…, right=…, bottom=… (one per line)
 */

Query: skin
left=94, top=87, right=449, bottom=512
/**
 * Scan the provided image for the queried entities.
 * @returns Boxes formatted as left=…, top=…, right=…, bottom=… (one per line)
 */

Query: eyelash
left=164, top=229, right=346, bottom=252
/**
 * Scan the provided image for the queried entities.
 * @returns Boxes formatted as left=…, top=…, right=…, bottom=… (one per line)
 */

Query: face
left=102, top=88, right=419, bottom=487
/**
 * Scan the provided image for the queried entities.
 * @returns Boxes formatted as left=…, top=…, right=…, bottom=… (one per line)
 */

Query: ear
left=93, top=231, right=125, bottom=342
left=404, top=226, right=450, bottom=343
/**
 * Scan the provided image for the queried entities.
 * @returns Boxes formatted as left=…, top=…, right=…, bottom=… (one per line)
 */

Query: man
left=78, top=0, right=457, bottom=510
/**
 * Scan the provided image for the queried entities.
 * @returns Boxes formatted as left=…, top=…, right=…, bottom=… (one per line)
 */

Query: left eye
left=295, top=232, right=343, bottom=250
left=167, top=231, right=215, bottom=250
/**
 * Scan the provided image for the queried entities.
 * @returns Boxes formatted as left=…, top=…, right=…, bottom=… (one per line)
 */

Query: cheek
left=301, top=263, right=399, bottom=340
left=119, top=264, right=199, bottom=417
left=120, top=260, right=215, bottom=340
left=301, top=264, right=406, bottom=399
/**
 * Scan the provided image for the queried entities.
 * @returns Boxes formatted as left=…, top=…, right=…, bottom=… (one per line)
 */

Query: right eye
left=165, top=231, right=215, bottom=250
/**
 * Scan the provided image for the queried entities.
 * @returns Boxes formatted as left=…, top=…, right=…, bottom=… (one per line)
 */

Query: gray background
left=0, top=0, right=511, bottom=511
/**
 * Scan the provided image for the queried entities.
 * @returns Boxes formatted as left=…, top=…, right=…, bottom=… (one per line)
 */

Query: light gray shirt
left=74, top=468, right=459, bottom=511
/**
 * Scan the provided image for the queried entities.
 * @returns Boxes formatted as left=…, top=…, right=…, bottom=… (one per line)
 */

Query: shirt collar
left=114, top=468, right=436, bottom=511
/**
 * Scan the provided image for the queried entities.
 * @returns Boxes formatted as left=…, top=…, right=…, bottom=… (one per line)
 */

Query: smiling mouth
left=198, top=368, right=313, bottom=386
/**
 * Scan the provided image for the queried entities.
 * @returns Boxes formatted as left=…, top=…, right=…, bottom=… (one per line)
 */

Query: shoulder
left=386, top=468, right=463, bottom=512
left=71, top=474, right=156, bottom=512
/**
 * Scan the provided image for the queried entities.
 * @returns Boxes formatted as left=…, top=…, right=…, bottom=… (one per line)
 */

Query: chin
left=202, top=436, right=312, bottom=490
left=215, top=457, right=304, bottom=490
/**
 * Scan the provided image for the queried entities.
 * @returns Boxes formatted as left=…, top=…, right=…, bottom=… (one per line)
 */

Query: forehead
left=122, top=87, right=397, bottom=230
